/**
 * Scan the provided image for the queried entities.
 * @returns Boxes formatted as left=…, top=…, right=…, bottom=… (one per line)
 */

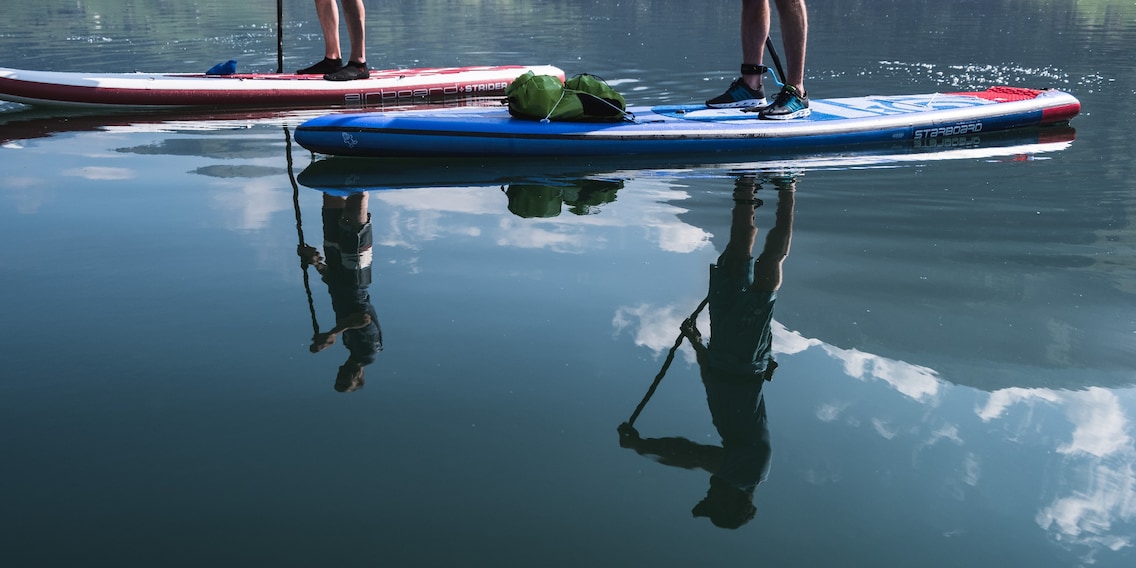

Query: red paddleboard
left=0, top=64, right=563, bottom=109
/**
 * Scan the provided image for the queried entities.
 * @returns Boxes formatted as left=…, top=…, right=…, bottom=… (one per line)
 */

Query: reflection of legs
left=310, top=193, right=372, bottom=352
left=341, top=192, right=369, bottom=228
left=753, top=181, right=795, bottom=292
left=721, top=178, right=760, bottom=268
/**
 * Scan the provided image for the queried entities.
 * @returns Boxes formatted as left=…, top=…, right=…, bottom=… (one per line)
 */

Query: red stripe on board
left=0, top=65, right=556, bottom=107
left=947, top=86, right=1044, bottom=102
left=1041, top=102, right=1082, bottom=124
left=165, top=65, right=532, bottom=80
left=0, top=76, right=513, bottom=107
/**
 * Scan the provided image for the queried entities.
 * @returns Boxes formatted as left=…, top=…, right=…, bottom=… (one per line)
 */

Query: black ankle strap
left=741, top=64, right=768, bottom=76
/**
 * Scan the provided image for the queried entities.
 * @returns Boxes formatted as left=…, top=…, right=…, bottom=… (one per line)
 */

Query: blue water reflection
left=3, top=0, right=1136, bottom=566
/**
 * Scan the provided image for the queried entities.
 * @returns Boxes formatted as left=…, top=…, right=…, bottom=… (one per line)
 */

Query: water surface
left=1, top=1, right=1134, bottom=567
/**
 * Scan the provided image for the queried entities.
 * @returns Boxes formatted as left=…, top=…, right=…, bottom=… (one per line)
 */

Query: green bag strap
left=538, top=89, right=570, bottom=123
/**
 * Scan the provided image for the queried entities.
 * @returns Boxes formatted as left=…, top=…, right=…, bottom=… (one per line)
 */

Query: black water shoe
left=325, top=61, right=369, bottom=81
left=296, top=57, right=342, bottom=75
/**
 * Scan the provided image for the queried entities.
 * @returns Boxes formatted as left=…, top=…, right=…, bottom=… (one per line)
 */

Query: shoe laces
left=773, top=86, right=801, bottom=106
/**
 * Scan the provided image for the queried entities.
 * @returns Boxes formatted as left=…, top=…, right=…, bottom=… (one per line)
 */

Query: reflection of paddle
left=285, top=126, right=321, bottom=337
left=625, top=297, right=709, bottom=427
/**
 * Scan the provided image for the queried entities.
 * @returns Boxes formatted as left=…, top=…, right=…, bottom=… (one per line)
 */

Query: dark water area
left=1, top=1, right=1135, bottom=567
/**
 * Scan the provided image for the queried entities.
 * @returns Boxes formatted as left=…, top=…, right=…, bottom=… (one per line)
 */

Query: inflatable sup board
left=0, top=64, right=563, bottom=109
left=294, top=125, right=1076, bottom=195
left=293, top=86, right=1080, bottom=158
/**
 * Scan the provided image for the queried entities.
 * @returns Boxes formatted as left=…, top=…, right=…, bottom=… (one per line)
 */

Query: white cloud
left=61, top=166, right=135, bottom=180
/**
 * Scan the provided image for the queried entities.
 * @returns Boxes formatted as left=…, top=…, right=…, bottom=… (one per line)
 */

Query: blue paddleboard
left=296, top=125, right=1076, bottom=196
left=294, top=86, right=1080, bottom=158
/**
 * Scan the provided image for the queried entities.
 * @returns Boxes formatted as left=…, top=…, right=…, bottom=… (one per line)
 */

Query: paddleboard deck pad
left=0, top=64, right=563, bottom=109
left=294, top=86, right=1080, bottom=158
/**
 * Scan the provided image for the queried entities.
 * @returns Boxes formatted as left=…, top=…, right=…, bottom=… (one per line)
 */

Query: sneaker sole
left=706, top=98, right=767, bottom=109
left=759, top=107, right=811, bottom=120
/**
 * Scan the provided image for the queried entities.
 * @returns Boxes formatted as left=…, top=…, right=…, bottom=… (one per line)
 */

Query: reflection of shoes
left=707, top=78, right=766, bottom=108
left=769, top=176, right=797, bottom=192
left=324, top=61, right=369, bottom=81
left=296, top=57, right=342, bottom=75
left=734, top=176, right=759, bottom=190
left=760, top=85, right=811, bottom=120
left=733, top=177, right=760, bottom=203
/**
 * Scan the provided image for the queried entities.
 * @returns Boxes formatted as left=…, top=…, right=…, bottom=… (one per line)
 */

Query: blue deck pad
left=650, top=94, right=997, bottom=122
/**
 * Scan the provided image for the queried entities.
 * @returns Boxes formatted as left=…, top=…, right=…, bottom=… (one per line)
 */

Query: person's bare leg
left=314, top=0, right=342, bottom=60
left=340, top=0, right=366, bottom=65
left=740, top=0, right=771, bottom=92
left=773, top=0, right=807, bottom=94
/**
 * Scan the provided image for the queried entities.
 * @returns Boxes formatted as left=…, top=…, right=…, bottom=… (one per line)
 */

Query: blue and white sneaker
left=759, top=85, right=810, bottom=120
left=707, top=78, right=766, bottom=109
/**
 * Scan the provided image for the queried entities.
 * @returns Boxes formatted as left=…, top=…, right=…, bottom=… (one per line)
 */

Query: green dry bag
left=506, top=72, right=627, bottom=122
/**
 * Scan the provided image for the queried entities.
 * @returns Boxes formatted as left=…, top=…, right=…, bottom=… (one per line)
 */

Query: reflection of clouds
left=770, top=320, right=941, bottom=403
left=872, top=418, right=898, bottom=440
left=1059, top=388, right=1131, bottom=458
left=616, top=298, right=1136, bottom=559
left=980, top=387, right=1136, bottom=557
left=614, top=309, right=942, bottom=403
left=375, top=187, right=500, bottom=216
left=924, top=423, right=963, bottom=447
left=612, top=302, right=699, bottom=365
left=978, top=388, right=1132, bottom=458
left=963, top=453, right=981, bottom=486
left=828, top=347, right=941, bottom=403
left=370, top=183, right=710, bottom=254
left=0, top=175, right=51, bottom=214
left=654, top=220, right=710, bottom=254
left=496, top=218, right=589, bottom=253
left=208, top=178, right=291, bottom=231
left=61, top=166, right=135, bottom=180
left=817, top=402, right=850, bottom=423
left=1037, top=461, right=1135, bottom=554
left=977, top=387, right=1062, bottom=422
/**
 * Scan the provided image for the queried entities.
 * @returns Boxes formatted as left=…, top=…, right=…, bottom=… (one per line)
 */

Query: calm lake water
left=2, top=1, right=1135, bottom=567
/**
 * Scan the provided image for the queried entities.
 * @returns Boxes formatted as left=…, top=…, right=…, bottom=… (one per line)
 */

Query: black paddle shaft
left=765, top=37, right=787, bottom=86
left=276, top=0, right=284, bottom=74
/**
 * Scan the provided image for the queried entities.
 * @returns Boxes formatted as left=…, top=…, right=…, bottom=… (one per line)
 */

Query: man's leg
left=740, top=0, right=771, bottom=92
left=340, top=0, right=366, bottom=65
left=315, top=0, right=342, bottom=60
left=773, top=0, right=807, bottom=93
left=760, top=0, right=810, bottom=119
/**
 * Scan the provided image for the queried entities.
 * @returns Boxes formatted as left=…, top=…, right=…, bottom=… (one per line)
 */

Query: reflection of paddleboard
left=295, top=125, right=1076, bottom=195
left=0, top=99, right=501, bottom=145
left=294, top=86, right=1080, bottom=158
left=0, top=64, right=562, bottom=108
